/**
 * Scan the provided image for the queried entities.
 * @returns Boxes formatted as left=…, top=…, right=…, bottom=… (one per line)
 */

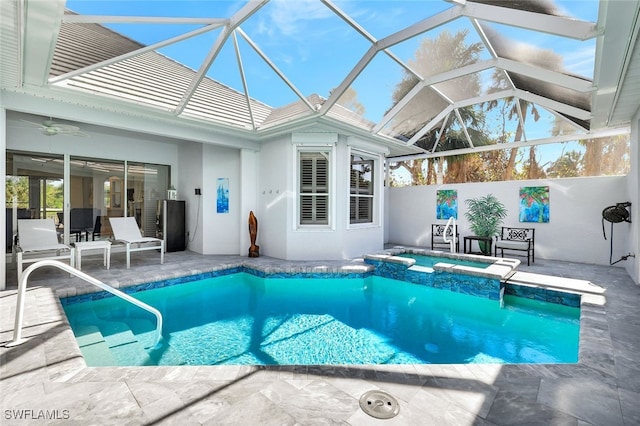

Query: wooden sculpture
left=248, top=210, right=260, bottom=257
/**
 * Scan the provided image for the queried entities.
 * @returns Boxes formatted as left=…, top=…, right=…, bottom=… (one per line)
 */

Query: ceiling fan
left=21, top=118, right=88, bottom=137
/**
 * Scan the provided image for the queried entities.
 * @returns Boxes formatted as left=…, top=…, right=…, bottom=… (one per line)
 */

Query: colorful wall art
left=519, top=186, right=549, bottom=223
left=436, top=189, right=458, bottom=219
left=217, top=178, right=229, bottom=213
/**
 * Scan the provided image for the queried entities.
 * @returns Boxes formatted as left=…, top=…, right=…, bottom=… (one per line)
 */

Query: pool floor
left=63, top=272, right=579, bottom=366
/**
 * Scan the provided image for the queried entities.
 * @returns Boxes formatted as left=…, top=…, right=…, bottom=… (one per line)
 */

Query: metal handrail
left=5, top=260, right=162, bottom=348
left=443, top=217, right=457, bottom=253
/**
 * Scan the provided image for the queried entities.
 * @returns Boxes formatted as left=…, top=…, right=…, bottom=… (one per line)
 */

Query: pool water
left=398, top=253, right=489, bottom=269
left=63, top=273, right=580, bottom=366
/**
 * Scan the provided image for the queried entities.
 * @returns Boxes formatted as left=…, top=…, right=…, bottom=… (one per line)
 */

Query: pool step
left=126, top=318, right=187, bottom=366
left=74, top=325, right=118, bottom=366
left=99, top=321, right=153, bottom=366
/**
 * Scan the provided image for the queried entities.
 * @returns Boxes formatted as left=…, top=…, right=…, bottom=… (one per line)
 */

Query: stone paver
left=1, top=250, right=639, bottom=425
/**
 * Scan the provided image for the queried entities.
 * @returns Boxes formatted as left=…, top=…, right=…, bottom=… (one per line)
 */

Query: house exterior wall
left=627, top=109, right=640, bottom=283
left=3, top=106, right=638, bottom=282
left=256, top=136, right=290, bottom=260
left=179, top=143, right=259, bottom=256
left=177, top=142, right=203, bottom=253
left=255, top=132, right=386, bottom=261
left=239, top=149, right=259, bottom=257
left=1, top=108, right=6, bottom=288
left=200, top=144, right=241, bottom=255
left=6, top=117, right=180, bottom=173
left=386, top=175, right=632, bottom=267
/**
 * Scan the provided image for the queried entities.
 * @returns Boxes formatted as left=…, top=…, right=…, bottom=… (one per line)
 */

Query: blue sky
left=65, top=0, right=601, bottom=162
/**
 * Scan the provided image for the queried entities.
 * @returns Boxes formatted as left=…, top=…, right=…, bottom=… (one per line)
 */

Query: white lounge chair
left=16, top=219, right=75, bottom=284
left=109, top=217, right=164, bottom=269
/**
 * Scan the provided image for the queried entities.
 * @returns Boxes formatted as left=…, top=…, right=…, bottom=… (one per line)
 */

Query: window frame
left=348, top=148, right=380, bottom=228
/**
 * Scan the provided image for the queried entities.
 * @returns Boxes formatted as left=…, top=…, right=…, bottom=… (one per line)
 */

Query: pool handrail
left=5, top=259, right=163, bottom=348
left=443, top=217, right=457, bottom=253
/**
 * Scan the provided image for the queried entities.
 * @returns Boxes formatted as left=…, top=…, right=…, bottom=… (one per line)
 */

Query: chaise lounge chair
left=16, top=218, right=75, bottom=284
left=109, top=217, right=164, bottom=269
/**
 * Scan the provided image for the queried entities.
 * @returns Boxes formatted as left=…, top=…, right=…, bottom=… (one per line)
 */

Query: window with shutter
left=350, top=154, right=374, bottom=224
left=298, top=151, right=330, bottom=225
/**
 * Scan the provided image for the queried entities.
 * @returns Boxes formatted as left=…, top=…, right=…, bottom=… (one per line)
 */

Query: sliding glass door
left=5, top=152, right=64, bottom=252
left=6, top=151, right=170, bottom=256
left=69, top=157, right=125, bottom=242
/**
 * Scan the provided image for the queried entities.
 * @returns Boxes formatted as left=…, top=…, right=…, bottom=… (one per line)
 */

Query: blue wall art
left=217, top=178, right=229, bottom=213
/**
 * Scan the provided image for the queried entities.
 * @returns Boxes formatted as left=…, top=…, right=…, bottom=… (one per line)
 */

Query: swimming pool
left=62, top=272, right=580, bottom=366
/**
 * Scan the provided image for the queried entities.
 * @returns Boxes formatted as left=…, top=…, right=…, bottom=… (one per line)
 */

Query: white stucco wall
left=255, top=133, right=385, bottom=261
left=386, top=176, right=632, bottom=267
left=5, top=106, right=637, bottom=277
left=1, top=108, right=6, bottom=289
left=239, top=149, right=259, bottom=257
left=6, top=113, right=180, bottom=172
left=178, top=142, right=204, bottom=253
left=627, top=110, right=640, bottom=283
left=200, top=144, right=241, bottom=255
left=256, top=136, right=290, bottom=259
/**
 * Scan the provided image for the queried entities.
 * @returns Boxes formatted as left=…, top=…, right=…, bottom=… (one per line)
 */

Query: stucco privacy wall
left=385, top=175, right=632, bottom=267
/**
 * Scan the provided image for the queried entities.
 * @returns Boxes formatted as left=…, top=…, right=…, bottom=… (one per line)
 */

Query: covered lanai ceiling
left=1, top=0, right=639, bottom=157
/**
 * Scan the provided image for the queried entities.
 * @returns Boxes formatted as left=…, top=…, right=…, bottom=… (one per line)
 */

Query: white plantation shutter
left=299, top=151, right=329, bottom=225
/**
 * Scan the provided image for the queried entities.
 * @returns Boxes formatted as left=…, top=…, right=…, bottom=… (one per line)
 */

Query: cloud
left=261, top=0, right=334, bottom=37
left=563, top=45, right=596, bottom=77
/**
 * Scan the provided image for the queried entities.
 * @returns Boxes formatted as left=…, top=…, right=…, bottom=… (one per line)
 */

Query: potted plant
left=464, top=194, right=507, bottom=254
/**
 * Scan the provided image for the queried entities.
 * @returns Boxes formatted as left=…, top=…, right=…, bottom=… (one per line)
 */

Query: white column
left=239, top=148, right=259, bottom=256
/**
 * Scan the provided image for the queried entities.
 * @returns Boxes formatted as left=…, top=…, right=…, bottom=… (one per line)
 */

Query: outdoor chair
left=431, top=223, right=459, bottom=252
left=6, top=208, right=30, bottom=253
left=109, top=217, right=164, bottom=269
left=69, top=208, right=95, bottom=242
left=494, top=227, right=535, bottom=265
left=16, top=218, right=75, bottom=284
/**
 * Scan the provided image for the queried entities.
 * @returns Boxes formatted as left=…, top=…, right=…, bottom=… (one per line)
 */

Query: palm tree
left=389, top=29, right=485, bottom=185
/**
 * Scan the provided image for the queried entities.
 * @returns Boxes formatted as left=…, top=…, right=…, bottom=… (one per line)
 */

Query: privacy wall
left=385, top=176, right=631, bottom=267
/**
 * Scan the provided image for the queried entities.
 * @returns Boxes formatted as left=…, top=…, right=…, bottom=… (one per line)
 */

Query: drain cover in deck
left=359, top=390, right=400, bottom=419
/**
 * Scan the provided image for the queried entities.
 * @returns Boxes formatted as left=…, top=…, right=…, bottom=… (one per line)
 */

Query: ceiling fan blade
left=53, top=123, right=81, bottom=132
left=20, top=119, right=46, bottom=129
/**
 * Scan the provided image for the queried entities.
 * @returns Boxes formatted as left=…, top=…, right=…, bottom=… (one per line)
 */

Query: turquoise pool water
left=398, top=253, right=489, bottom=269
left=63, top=273, right=580, bottom=366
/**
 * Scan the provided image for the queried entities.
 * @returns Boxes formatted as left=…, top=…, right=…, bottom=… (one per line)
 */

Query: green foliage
left=6, top=177, right=63, bottom=209
left=546, top=150, right=583, bottom=178
left=5, top=176, right=29, bottom=205
left=464, top=194, right=507, bottom=238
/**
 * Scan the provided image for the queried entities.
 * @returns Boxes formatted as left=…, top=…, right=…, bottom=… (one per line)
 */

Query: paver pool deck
left=1, top=249, right=639, bottom=425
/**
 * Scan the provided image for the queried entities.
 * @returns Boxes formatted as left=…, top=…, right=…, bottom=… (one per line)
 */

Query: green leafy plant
left=464, top=194, right=507, bottom=253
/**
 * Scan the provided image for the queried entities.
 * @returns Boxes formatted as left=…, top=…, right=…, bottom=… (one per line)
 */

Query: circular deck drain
left=359, top=390, right=400, bottom=419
